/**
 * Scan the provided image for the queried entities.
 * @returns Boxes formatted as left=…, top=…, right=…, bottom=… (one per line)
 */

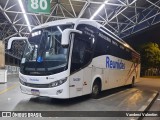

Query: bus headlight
left=50, top=77, right=67, bottom=87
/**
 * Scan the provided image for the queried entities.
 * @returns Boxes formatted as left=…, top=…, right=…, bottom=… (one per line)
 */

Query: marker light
left=90, top=0, right=109, bottom=20
left=57, top=26, right=63, bottom=33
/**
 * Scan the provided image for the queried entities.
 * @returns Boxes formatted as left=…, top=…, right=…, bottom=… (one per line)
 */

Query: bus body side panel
left=107, top=55, right=140, bottom=88
left=69, top=65, right=101, bottom=98
left=106, top=55, right=124, bottom=88
left=83, top=66, right=92, bottom=95
left=69, top=70, right=83, bottom=98
left=91, top=55, right=140, bottom=91
left=91, top=66, right=104, bottom=91
left=107, top=55, right=133, bottom=87
left=91, top=55, right=109, bottom=91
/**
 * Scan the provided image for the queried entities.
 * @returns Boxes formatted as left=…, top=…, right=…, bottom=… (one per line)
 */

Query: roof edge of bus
left=32, top=18, right=88, bottom=31
left=32, top=18, right=140, bottom=55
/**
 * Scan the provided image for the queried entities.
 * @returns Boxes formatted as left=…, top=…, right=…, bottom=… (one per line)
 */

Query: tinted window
left=110, top=41, right=132, bottom=61
left=93, top=31, right=111, bottom=58
left=94, top=30, right=132, bottom=61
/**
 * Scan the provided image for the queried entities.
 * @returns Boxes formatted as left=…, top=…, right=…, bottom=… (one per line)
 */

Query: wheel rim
left=93, top=84, right=99, bottom=95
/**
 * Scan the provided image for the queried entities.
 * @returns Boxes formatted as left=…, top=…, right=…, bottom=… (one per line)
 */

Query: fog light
left=56, top=89, right=63, bottom=95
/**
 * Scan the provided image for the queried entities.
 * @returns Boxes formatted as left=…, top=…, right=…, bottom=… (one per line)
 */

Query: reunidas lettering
left=106, top=56, right=125, bottom=69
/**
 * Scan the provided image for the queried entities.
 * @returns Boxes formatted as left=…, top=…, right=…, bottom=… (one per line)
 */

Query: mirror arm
left=73, top=30, right=82, bottom=34
left=7, top=37, right=31, bottom=50
left=61, top=29, right=82, bottom=46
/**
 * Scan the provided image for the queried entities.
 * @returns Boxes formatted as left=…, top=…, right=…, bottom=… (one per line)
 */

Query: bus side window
left=93, top=32, right=111, bottom=58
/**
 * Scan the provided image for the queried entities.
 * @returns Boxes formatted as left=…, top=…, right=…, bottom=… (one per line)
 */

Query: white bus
left=8, top=18, right=140, bottom=99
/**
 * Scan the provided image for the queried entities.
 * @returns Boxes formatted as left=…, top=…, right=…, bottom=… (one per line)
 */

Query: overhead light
left=90, top=0, right=109, bottom=20
left=18, top=0, right=31, bottom=32
left=57, top=26, right=62, bottom=33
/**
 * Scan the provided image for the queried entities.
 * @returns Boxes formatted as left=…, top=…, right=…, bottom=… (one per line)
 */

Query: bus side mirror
left=61, top=29, right=82, bottom=46
left=7, top=37, right=30, bottom=50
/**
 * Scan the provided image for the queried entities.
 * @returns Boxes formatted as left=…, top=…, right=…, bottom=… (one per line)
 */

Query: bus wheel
left=91, top=80, right=101, bottom=99
left=130, top=77, right=135, bottom=88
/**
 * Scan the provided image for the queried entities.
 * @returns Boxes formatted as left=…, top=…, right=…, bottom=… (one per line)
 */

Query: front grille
left=23, top=82, right=50, bottom=88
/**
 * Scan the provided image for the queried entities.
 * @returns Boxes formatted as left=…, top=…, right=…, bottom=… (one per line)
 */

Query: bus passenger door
left=69, top=71, right=83, bottom=98
left=69, top=24, right=96, bottom=97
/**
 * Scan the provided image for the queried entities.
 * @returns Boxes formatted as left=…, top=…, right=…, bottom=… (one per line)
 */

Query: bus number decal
left=73, top=78, right=81, bottom=81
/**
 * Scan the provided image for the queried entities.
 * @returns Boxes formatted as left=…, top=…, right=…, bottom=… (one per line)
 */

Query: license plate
left=31, top=89, right=40, bottom=96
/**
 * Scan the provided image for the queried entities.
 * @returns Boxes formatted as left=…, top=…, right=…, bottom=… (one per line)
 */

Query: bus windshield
left=20, top=24, right=74, bottom=76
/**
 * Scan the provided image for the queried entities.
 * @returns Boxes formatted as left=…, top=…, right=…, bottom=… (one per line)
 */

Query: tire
left=130, top=77, right=135, bottom=88
left=91, top=80, right=101, bottom=99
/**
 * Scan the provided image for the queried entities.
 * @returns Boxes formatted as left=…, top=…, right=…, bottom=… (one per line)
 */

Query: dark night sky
left=124, top=23, right=160, bottom=50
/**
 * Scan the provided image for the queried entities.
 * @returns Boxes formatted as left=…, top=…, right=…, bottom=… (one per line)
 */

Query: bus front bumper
left=20, top=82, right=69, bottom=99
